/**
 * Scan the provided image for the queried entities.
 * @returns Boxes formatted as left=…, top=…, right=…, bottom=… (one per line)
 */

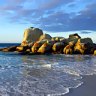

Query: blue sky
left=0, top=0, right=96, bottom=43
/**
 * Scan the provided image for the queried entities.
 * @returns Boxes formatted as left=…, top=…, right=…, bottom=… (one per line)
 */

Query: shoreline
left=64, top=75, right=96, bottom=96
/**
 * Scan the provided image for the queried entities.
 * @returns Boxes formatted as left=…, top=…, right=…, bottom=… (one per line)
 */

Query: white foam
left=0, top=53, right=96, bottom=96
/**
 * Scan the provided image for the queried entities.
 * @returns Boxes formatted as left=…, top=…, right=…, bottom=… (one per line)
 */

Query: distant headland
left=0, top=27, right=96, bottom=55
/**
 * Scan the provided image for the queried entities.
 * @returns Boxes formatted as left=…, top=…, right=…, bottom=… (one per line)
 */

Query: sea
left=0, top=43, right=96, bottom=96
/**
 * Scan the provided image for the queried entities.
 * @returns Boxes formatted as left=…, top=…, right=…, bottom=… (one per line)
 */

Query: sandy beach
left=64, top=75, right=96, bottom=96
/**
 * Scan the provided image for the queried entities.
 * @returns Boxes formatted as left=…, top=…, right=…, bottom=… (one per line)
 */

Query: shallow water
left=0, top=44, right=96, bottom=96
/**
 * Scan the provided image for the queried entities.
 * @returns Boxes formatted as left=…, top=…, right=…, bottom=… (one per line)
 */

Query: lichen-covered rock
left=52, top=42, right=64, bottom=53
left=31, top=42, right=42, bottom=53
left=69, top=41, right=75, bottom=47
left=74, top=38, right=93, bottom=54
left=39, top=34, right=52, bottom=41
left=31, top=40, right=47, bottom=53
left=21, top=27, right=43, bottom=45
left=63, top=45, right=73, bottom=54
left=37, top=42, right=52, bottom=54
left=94, top=50, right=96, bottom=55
left=21, top=41, right=28, bottom=46
left=16, top=46, right=24, bottom=52
left=74, top=42, right=89, bottom=54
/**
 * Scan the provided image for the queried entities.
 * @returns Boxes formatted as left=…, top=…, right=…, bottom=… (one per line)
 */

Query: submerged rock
left=0, top=46, right=17, bottom=52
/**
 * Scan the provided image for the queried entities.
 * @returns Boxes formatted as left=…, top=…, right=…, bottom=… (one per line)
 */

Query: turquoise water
left=0, top=44, right=96, bottom=96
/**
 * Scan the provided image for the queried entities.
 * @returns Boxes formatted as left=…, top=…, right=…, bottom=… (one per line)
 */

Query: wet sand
left=64, top=75, right=96, bottom=96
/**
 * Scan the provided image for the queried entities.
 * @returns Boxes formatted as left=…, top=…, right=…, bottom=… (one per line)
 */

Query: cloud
left=0, top=0, right=96, bottom=32
left=80, top=31, right=92, bottom=34
left=39, top=2, right=96, bottom=32
left=37, top=0, right=75, bottom=10
left=0, top=5, right=22, bottom=11
left=0, top=0, right=74, bottom=24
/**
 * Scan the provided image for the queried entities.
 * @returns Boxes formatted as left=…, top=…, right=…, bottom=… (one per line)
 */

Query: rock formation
left=0, top=27, right=96, bottom=55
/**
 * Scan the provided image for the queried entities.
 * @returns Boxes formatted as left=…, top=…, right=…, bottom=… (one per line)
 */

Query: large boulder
left=74, top=38, right=93, bottom=54
left=31, top=40, right=47, bottom=53
left=52, top=42, right=64, bottom=53
left=66, top=38, right=78, bottom=45
left=74, top=43, right=85, bottom=54
left=65, top=33, right=81, bottom=45
left=69, top=33, right=81, bottom=39
left=31, top=42, right=42, bottom=53
left=21, top=27, right=43, bottom=46
left=78, top=38, right=93, bottom=44
left=39, top=34, right=52, bottom=41
left=63, top=45, right=73, bottom=54
left=37, top=42, right=52, bottom=54
left=74, top=41, right=92, bottom=54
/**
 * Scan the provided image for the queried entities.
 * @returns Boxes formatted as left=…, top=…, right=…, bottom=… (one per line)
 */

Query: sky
left=0, top=0, right=96, bottom=43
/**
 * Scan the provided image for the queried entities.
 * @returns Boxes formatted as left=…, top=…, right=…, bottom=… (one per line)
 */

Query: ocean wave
left=0, top=52, right=96, bottom=95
